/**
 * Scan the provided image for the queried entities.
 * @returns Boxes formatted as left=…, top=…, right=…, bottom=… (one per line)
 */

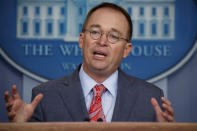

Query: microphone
left=97, top=118, right=103, bottom=122
left=83, top=117, right=90, bottom=122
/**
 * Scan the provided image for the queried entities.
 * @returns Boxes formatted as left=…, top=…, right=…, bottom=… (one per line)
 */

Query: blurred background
left=0, top=0, right=197, bottom=122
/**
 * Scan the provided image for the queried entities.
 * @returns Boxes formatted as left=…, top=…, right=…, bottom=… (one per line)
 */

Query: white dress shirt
left=79, top=65, right=118, bottom=122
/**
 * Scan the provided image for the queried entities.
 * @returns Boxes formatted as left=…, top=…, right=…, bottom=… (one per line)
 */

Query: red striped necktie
left=89, top=84, right=106, bottom=122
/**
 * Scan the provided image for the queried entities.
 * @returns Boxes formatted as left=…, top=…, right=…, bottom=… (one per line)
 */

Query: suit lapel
left=112, top=69, right=139, bottom=121
left=58, top=66, right=89, bottom=121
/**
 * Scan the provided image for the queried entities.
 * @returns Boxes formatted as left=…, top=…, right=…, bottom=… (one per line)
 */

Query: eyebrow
left=89, top=24, right=123, bottom=35
left=89, top=24, right=101, bottom=28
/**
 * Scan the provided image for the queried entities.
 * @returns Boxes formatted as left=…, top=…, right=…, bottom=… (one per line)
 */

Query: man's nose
left=98, top=33, right=108, bottom=46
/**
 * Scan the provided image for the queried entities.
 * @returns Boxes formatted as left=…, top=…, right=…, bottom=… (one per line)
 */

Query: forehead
left=86, top=8, right=129, bottom=35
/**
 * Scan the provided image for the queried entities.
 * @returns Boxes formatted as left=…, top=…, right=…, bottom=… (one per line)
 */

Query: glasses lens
left=108, top=31, right=120, bottom=43
left=90, top=30, right=101, bottom=40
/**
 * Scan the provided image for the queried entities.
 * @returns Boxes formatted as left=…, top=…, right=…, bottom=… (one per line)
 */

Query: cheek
left=82, top=42, right=93, bottom=57
left=111, top=46, right=125, bottom=58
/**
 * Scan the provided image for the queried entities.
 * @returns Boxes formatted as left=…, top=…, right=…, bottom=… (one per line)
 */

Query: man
left=4, top=2, right=174, bottom=122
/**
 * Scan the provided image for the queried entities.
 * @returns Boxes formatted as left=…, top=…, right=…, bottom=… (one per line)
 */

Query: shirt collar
left=79, top=65, right=118, bottom=98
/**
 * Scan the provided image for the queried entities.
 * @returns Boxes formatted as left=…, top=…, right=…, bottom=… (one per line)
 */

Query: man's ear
left=79, top=33, right=84, bottom=49
left=123, top=42, right=132, bottom=58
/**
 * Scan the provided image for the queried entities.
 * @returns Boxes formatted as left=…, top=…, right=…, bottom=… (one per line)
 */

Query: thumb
left=31, top=93, right=43, bottom=109
left=151, top=97, right=167, bottom=122
left=151, top=97, right=162, bottom=117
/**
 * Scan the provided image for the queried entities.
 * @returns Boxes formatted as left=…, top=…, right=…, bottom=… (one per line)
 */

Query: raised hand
left=151, top=97, right=174, bottom=122
left=4, top=85, right=43, bottom=122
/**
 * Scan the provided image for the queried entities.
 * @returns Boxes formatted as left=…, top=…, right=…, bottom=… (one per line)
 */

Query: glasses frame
left=84, top=29, right=129, bottom=44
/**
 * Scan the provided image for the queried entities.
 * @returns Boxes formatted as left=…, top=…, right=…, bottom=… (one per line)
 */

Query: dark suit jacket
left=30, top=65, right=163, bottom=122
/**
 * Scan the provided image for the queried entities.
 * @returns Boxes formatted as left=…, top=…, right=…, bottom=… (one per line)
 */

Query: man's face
left=79, top=7, right=132, bottom=77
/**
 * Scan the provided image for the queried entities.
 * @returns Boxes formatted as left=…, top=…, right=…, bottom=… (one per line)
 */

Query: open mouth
left=93, top=51, right=107, bottom=58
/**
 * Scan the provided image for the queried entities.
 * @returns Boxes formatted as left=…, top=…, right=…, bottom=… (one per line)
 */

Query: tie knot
left=93, top=84, right=106, bottom=97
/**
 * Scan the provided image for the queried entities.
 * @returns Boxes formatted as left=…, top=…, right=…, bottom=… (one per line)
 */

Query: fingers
left=151, top=97, right=167, bottom=122
left=31, top=93, right=43, bottom=109
left=4, top=85, right=21, bottom=103
left=161, top=97, right=174, bottom=115
left=5, top=89, right=14, bottom=112
left=151, top=97, right=162, bottom=116
left=8, top=111, right=16, bottom=122
left=5, top=102, right=13, bottom=112
left=11, top=85, right=21, bottom=99
left=161, top=97, right=174, bottom=122
left=151, top=97, right=175, bottom=122
left=161, top=97, right=171, bottom=106
left=162, top=111, right=174, bottom=122
left=4, top=91, right=12, bottom=103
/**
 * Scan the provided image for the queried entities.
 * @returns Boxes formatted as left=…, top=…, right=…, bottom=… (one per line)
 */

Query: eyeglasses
left=85, top=28, right=128, bottom=44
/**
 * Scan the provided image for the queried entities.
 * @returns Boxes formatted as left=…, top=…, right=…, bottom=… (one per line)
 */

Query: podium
left=0, top=122, right=197, bottom=131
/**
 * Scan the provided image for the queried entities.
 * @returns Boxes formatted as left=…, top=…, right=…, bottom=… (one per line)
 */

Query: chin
left=92, top=63, right=108, bottom=69
left=93, top=66, right=106, bottom=71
